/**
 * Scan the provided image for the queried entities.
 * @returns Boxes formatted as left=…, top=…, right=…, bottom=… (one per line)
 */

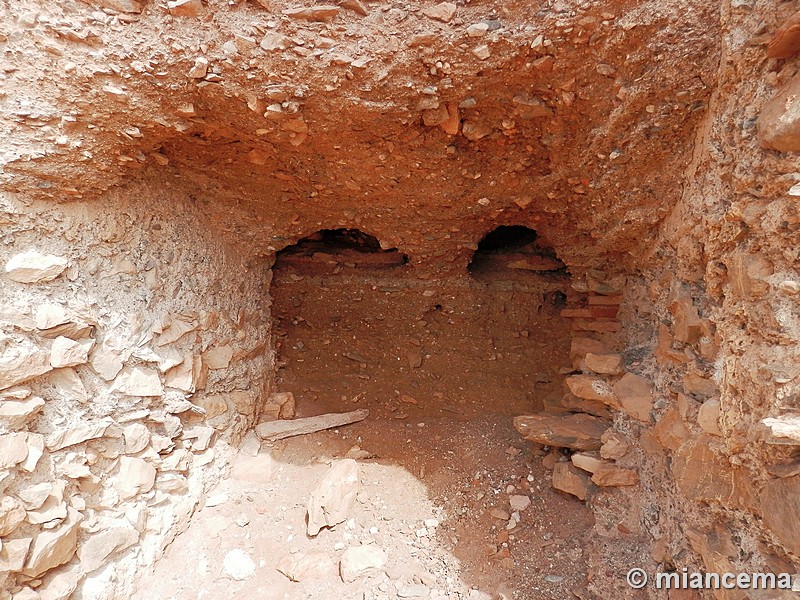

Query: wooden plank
left=256, top=409, right=369, bottom=442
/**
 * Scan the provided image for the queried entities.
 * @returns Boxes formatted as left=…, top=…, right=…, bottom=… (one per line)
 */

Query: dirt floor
left=132, top=247, right=597, bottom=600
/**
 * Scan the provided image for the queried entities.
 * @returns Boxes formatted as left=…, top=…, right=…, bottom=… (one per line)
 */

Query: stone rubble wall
left=0, top=184, right=273, bottom=600
left=538, top=262, right=796, bottom=597
left=635, top=0, right=800, bottom=591
left=529, top=1, right=800, bottom=594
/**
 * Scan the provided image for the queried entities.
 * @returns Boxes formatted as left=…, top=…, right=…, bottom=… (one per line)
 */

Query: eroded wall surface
left=0, top=0, right=798, bottom=598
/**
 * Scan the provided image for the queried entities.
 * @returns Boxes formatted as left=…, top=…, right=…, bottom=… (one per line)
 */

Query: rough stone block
left=565, top=375, right=618, bottom=407
left=4, top=251, right=68, bottom=283
left=307, top=459, right=360, bottom=536
left=339, top=545, right=387, bottom=582
left=612, top=373, right=654, bottom=422
left=552, top=462, right=590, bottom=500
left=758, top=73, right=800, bottom=152
left=513, top=413, right=610, bottom=451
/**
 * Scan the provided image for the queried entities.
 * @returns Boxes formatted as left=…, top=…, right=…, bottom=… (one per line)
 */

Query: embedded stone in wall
left=156, top=317, right=197, bottom=346
left=21, top=433, right=44, bottom=472
left=599, top=430, right=630, bottom=460
left=682, top=372, right=718, bottom=399
left=77, top=526, right=139, bottom=573
left=24, top=482, right=67, bottom=526
left=758, top=74, right=800, bottom=153
left=767, top=11, right=800, bottom=59
left=668, top=292, right=702, bottom=344
left=123, top=423, right=151, bottom=454
left=90, top=340, right=124, bottom=381
left=46, top=418, right=116, bottom=451
left=0, top=305, right=35, bottom=331
left=0, top=395, right=45, bottom=428
left=50, top=337, right=93, bottom=368
left=0, top=496, right=26, bottom=536
left=203, top=345, right=234, bottom=370
left=307, top=459, right=360, bottom=536
left=727, top=250, right=773, bottom=299
left=112, top=366, right=163, bottom=397
left=229, top=390, right=257, bottom=416
left=612, top=373, right=654, bottom=422
left=761, top=415, right=800, bottom=444
left=0, top=536, right=32, bottom=574
left=194, top=394, right=229, bottom=419
left=0, top=432, right=31, bottom=469
left=654, top=324, right=688, bottom=365
left=760, top=476, right=800, bottom=556
left=183, top=425, right=215, bottom=451
left=0, top=337, right=52, bottom=391
left=48, top=368, right=89, bottom=404
left=157, top=347, right=184, bottom=373
left=583, top=353, right=624, bottom=375
left=685, top=525, right=739, bottom=594
left=4, top=251, right=68, bottom=283
left=22, top=506, right=83, bottom=577
left=565, top=375, right=618, bottom=407
left=591, top=463, right=639, bottom=487
left=37, top=568, right=81, bottom=600
left=697, top=399, right=722, bottom=436
left=115, top=456, right=156, bottom=499
left=652, top=407, right=691, bottom=452
left=570, top=452, right=602, bottom=474
left=671, top=435, right=737, bottom=504
left=513, top=413, right=610, bottom=451
left=262, top=391, right=296, bottom=420
left=560, top=393, right=613, bottom=419
left=570, top=337, right=608, bottom=369
left=164, top=357, right=197, bottom=392
left=35, top=303, right=71, bottom=331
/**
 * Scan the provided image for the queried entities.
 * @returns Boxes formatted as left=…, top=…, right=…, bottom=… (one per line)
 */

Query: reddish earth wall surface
left=0, top=0, right=799, bottom=598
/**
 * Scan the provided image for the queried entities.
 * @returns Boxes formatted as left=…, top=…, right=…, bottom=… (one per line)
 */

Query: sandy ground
left=132, top=247, right=595, bottom=600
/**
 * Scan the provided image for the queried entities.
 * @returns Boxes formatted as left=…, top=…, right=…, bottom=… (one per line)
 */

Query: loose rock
left=552, top=463, right=590, bottom=500
left=340, top=545, right=387, bottom=582
left=276, top=552, right=336, bottom=581
left=422, top=2, right=457, bottom=23
left=307, top=459, right=360, bottom=536
left=223, top=549, right=256, bottom=581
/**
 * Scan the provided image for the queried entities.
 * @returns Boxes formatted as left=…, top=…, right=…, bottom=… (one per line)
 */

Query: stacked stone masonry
left=0, top=190, right=272, bottom=600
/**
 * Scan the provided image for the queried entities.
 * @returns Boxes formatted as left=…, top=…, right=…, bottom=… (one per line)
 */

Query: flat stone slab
left=513, top=413, right=610, bottom=451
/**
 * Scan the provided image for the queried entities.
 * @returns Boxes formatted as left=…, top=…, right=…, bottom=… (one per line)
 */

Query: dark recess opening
left=275, top=228, right=409, bottom=269
left=468, top=225, right=567, bottom=276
